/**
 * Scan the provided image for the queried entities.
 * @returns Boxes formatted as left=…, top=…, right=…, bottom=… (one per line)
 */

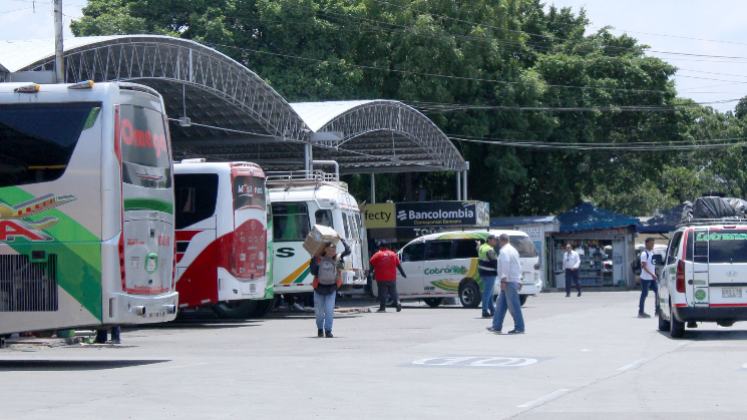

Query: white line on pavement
left=618, top=358, right=649, bottom=371
left=517, top=389, right=570, bottom=408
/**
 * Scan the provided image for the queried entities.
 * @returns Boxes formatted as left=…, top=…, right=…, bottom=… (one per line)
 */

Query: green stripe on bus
left=293, top=266, right=311, bottom=284
left=124, top=198, right=173, bottom=214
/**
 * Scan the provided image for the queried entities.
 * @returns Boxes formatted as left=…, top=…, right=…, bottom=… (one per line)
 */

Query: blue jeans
left=492, top=282, right=525, bottom=332
left=639, top=280, right=660, bottom=313
left=314, top=291, right=336, bottom=332
left=481, top=276, right=496, bottom=316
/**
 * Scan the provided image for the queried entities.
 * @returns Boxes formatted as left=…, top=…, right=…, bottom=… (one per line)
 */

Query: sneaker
left=325, top=331, right=333, bottom=338
left=109, top=339, right=121, bottom=345
left=318, top=329, right=323, bottom=338
left=577, top=291, right=582, bottom=297
left=291, top=303, right=305, bottom=312
left=396, top=302, right=402, bottom=312
left=638, top=312, right=651, bottom=318
left=482, top=314, right=492, bottom=319
left=376, top=309, right=386, bottom=313
left=566, top=293, right=570, bottom=297
left=485, top=327, right=502, bottom=334
left=508, top=330, right=525, bottom=335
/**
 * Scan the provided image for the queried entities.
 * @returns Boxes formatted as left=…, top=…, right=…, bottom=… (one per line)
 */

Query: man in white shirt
left=563, top=243, right=581, bottom=297
left=638, top=238, right=660, bottom=318
left=486, top=234, right=525, bottom=334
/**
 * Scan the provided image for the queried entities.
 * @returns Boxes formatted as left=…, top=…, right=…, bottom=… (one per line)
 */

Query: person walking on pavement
left=310, top=234, right=351, bottom=338
left=370, top=241, right=407, bottom=313
left=563, top=243, right=581, bottom=297
left=487, top=234, right=525, bottom=334
left=94, top=326, right=121, bottom=344
left=477, top=234, right=499, bottom=318
left=638, top=237, right=660, bottom=318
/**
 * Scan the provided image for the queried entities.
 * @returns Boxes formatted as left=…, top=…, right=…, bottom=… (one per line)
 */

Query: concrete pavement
left=1, top=291, right=746, bottom=419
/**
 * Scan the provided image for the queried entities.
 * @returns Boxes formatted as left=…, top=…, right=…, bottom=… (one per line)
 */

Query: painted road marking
left=618, top=358, right=649, bottom=371
left=410, top=356, right=541, bottom=369
left=517, top=389, right=570, bottom=408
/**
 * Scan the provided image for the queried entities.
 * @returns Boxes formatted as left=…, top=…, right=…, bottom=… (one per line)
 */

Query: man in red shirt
left=370, top=241, right=407, bottom=313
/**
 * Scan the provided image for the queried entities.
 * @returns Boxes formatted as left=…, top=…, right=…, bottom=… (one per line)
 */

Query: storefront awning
left=558, top=203, right=639, bottom=232
left=490, top=216, right=557, bottom=227
left=637, top=203, right=690, bottom=234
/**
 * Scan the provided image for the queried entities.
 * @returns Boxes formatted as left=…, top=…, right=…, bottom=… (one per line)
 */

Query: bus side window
left=174, top=174, right=218, bottom=230
left=273, top=202, right=311, bottom=242
left=348, top=214, right=359, bottom=240
left=401, top=242, right=425, bottom=262
left=426, top=241, right=452, bottom=261
left=453, top=239, right=478, bottom=259
left=315, top=210, right=333, bottom=228
left=342, top=213, right=351, bottom=238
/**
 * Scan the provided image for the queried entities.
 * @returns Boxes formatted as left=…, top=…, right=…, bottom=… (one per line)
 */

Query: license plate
left=722, top=288, right=742, bottom=298
left=250, top=283, right=256, bottom=293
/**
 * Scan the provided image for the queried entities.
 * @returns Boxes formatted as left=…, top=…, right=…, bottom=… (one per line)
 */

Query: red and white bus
left=173, top=160, right=273, bottom=318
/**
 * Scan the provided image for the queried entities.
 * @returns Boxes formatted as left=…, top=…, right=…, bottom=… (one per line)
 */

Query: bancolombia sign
left=396, top=202, right=479, bottom=227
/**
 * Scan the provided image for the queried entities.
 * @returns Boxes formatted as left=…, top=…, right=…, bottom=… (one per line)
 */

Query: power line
left=447, top=135, right=747, bottom=151
left=206, top=42, right=672, bottom=94
left=407, top=98, right=740, bottom=113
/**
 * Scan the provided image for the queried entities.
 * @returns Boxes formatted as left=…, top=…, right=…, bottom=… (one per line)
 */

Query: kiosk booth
left=550, top=203, right=639, bottom=289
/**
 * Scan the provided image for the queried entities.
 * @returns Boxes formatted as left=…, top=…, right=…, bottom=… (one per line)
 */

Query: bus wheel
left=250, top=298, right=276, bottom=318
left=459, top=282, right=481, bottom=308
left=519, top=295, right=528, bottom=306
left=424, top=298, right=444, bottom=308
left=212, top=300, right=259, bottom=319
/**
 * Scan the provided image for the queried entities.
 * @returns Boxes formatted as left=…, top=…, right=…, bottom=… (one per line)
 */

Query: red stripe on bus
left=175, top=230, right=202, bottom=241
left=675, top=303, right=688, bottom=307
left=710, top=303, right=747, bottom=307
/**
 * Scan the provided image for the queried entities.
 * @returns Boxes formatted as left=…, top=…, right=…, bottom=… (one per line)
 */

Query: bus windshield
left=0, top=103, right=98, bottom=188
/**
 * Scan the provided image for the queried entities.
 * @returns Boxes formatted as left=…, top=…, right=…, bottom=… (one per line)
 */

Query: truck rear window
left=0, top=103, right=98, bottom=188
left=697, top=231, right=747, bottom=263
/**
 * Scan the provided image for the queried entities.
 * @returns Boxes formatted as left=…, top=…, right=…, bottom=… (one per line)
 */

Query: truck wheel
left=519, top=295, right=528, bottom=306
left=658, top=311, right=671, bottom=332
left=212, top=300, right=258, bottom=319
left=424, top=298, right=444, bottom=308
left=250, top=298, right=276, bottom=318
left=459, top=282, right=481, bottom=308
left=670, top=305, right=685, bottom=338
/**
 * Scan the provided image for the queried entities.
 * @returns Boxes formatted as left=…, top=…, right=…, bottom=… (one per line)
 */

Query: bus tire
left=658, top=311, right=671, bottom=332
left=519, top=295, right=528, bottom=306
left=211, top=300, right=259, bottom=319
left=250, top=298, right=276, bottom=318
left=459, top=282, right=481, bottom=308
left=670, top=304, right=685, bottom=338
left=424, top=298, right=444, bottom=308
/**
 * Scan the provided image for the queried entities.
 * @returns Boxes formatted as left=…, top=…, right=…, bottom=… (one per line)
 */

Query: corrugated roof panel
left=290, top=100, right=376, bottom=132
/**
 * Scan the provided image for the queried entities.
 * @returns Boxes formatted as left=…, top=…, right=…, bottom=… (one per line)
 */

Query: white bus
left=0, top=81, right=178, bottom=336
left=268, top=171, right=368, bottom=296
left=174, top=160, right=273, bottom=318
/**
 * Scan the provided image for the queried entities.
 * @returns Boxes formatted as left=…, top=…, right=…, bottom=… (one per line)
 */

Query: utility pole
left=53, top=0, right=64, bottom=83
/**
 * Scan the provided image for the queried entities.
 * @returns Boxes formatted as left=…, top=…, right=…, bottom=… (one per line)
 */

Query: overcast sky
left=1, top=0, right=746, bottom=112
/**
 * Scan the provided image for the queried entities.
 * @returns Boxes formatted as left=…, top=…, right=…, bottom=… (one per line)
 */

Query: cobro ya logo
left=0, top=194, right=77, bottom=241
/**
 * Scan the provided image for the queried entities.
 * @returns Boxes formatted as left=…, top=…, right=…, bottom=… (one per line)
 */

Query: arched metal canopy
left=0, top=35, right=466, bottom=174
left=291, top=100, right=467, bottom=174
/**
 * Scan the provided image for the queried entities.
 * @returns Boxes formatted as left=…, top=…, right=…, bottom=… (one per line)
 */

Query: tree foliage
left=72, top=0, right=747, bottom=217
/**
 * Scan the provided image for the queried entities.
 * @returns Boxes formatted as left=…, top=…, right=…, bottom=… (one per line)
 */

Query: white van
left=174, top=160, right=273, bottom=318
left=658, top=222, right=747, bottom=337
left=378, top=230, right=543, bottom=308
left=0, top=82, right=178, bottom=336
left=268, top=171, right=368, bottom=294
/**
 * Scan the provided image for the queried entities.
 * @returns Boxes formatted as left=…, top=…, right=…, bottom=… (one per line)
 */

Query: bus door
left=692, top=228, right=710, bottom=307
left=231, top=166, right=266, bottom=296
left=118, top=104, right=174, bottom=296
left=174, top=173, right=218, bottom=307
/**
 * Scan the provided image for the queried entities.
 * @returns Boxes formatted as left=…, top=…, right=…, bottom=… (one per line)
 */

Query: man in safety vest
left=477, top=234, right=499, bottom=318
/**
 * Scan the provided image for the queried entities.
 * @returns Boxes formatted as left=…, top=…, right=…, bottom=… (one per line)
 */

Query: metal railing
left=266, top=170, right=347, bottom=190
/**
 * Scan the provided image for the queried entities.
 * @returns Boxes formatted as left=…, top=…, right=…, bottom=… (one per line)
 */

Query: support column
left=303, top=143, right=313, bottom=175
left=370, top=174, right=376, bottom=204
left=456, top=172, right=461, bottom=200
left=462, top=170, right=468, bottom=200
left=53, top=0, right=64, bottom=83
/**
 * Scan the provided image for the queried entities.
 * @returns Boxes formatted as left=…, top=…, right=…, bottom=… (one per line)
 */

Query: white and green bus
left=0, top=81, right=178, bottom=336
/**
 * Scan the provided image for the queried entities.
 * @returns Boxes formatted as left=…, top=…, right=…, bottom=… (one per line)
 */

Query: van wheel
left=658, top=311, right=671, bottom=332
left=250, top=298, right=276, bottom=318
left=519, top=295, right=528, bottom=306
left=424, top=298, right=444, bottom=308
left=212, top=300, right=258, bottom=319
left=670, top=306, right=685, bottom=338
left=459, top=282, right=481, bottom=308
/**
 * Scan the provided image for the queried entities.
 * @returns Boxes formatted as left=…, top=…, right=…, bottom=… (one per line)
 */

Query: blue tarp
left=490, top=216, right=557, bottom=227
left=558, top=203, right=639, bottom=232
left=637, top=203, right=689, bottom=234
